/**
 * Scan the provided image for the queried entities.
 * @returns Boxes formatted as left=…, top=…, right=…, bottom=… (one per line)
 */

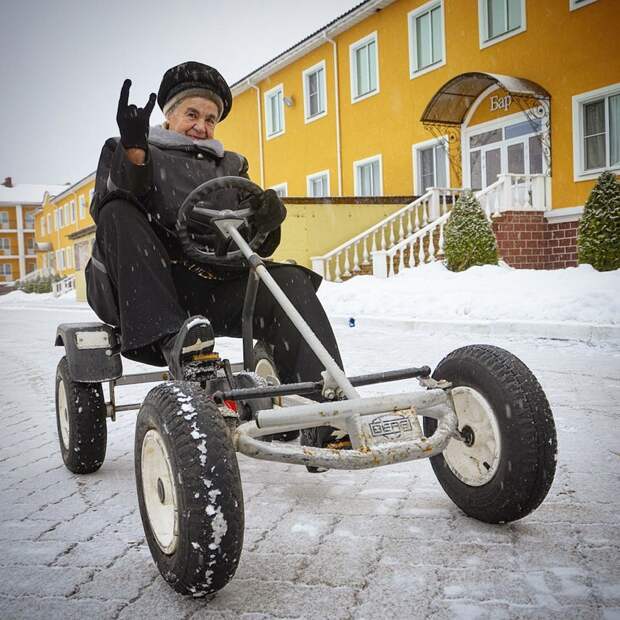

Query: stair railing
left=310, top=188, right=459, bottom=282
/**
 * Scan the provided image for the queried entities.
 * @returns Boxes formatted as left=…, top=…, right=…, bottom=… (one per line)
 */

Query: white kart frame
left=218, top=221, right=460, bottom=470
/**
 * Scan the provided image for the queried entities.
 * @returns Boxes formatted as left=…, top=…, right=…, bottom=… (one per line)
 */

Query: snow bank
left=2, top=264, right=618, bottom=329
left=0, top=289, right=82, bottom=307
left=317, top=263, right=620, bottom=326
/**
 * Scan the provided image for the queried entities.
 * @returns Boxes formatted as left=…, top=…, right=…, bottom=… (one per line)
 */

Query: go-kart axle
left=212, top=365, right=433, bottom=404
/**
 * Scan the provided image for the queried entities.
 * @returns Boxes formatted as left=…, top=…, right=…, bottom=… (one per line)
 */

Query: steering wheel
left=176, top=176, right=268, bottom=265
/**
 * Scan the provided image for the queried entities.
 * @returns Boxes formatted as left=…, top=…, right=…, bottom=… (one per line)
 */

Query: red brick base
left=491, top=211, right=579, bottom=270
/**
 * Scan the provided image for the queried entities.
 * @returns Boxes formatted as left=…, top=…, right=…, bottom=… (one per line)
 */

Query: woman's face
left=166, top=96, right=219, bottom=140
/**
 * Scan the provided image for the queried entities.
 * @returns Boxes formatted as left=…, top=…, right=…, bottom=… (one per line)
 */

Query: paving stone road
left=0, top=304, right=619, bottom=619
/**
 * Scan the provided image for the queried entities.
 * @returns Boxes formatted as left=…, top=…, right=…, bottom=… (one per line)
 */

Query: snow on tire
left=135, top=381, right=244, bottom=597
left=55, top=356, right=107, bottom=474
left=423, top=345, right=557, bottom=524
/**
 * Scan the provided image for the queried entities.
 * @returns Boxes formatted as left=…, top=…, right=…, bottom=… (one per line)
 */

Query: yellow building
left=0, top=177, right=67, bottom=286
left=216, top=0, right=620, bottom=272
left=35, top=172, right=96, bottom=295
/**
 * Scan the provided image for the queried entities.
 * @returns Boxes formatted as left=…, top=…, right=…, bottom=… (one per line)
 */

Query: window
left=0, top=212, right=9, bottom=228
left=27, top=237, right=35, bottom=252
left=569, top=0, right=597, bottom=9
left=1, top=264, right=11, bottom=276
left=265, top=84, right=285, bottom=138
left=303, top=61, right=327, bottom=122
left=88, top=188, right=94, bottom=205
left=409, top=1, right=445, bottom=78
left=64, top=204, right=70, bottom=226
left=0, top=238, right=10, bottom=252
left=55, top=207, right=63, bottom=229
left=478, top=0, right=526, bottom=48
left=354, top=155, right=382, bottom=196
left=413, top=139, right=449, bottom=194
left=70, top=200, right=76, bottom=224
left=350, top=32, right=379, bottom=102
left=573, top=83, right=620, bottom=180
left=25, top=211, right=35, bottom=229
left=56, top=249, right=65, bottom=270
left=270, top=183, right=288, bottom=198
left=307, top=171, right=330, bottom=197
left=79, top=195, right=86, bottom=219
left=40, top=218, right=46, bottom=237
left=47, top=214, right=52, bottom=233
left=66, top=247, right=73, bottom=269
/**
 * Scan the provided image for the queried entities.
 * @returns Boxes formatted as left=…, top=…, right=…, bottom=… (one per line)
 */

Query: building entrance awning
left=420, top=72, right=550, bottom=126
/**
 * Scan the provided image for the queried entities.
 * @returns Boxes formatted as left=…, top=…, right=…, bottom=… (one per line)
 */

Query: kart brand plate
left=369, top=414, right=413, bottom=439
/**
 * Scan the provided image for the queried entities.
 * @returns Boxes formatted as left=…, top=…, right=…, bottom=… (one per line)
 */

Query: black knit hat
left=157, top=61, right=233, bottom=121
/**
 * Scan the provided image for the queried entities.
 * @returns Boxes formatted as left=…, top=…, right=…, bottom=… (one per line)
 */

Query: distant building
left=34, top=172, right=96, bottom=298
left=0, top=177, right=68, bottom=285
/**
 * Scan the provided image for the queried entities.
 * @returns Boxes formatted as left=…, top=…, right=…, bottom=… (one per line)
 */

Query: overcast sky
left=0, top=0, right=362, bottom=186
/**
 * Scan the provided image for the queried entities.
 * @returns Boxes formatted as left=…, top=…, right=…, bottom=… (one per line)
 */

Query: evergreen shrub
left=443, top=190, right=498, bottom=272
left=577, top=171, right=620, bottom=271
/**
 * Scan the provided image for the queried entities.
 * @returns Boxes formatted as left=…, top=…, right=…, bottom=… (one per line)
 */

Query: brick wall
left=545, top=221, right=579, bottom=269
left=491, top=211, right=579, bottom=270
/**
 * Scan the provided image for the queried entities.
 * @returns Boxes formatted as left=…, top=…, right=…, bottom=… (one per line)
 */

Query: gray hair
left=163, top=88, right=224, bottom=120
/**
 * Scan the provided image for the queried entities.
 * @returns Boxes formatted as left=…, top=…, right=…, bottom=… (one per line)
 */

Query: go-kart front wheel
left=135, top=381, right=244, bottom=597
left=423, top=345, right=557, bottom=524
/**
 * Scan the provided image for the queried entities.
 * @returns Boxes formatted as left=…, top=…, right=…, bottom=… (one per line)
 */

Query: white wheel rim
left=141, top=429, right=178, bottom=554
left=255, top=357, right=277, bottom=382
left=58, top=380, right=70, bottom=448
left=444, top=386, right=501, bottom=487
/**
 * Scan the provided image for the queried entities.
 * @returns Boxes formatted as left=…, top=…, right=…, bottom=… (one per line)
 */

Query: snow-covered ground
left=0, top=266, right=619, bottom=619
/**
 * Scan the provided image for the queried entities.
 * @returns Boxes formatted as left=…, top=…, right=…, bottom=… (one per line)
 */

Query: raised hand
left=116, top=79, right=157, bottom=151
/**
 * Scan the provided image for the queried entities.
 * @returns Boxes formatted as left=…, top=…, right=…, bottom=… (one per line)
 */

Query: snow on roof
left=231, top=0, right=395, bottom=95
left=0, top=183, right=70, bottom=205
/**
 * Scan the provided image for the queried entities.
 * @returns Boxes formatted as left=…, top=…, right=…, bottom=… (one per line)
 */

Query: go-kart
left=54, top=177, right=557, bottom=597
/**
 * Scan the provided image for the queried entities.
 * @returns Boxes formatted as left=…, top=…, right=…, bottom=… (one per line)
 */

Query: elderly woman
left=86, top=61, right=343, bottom=451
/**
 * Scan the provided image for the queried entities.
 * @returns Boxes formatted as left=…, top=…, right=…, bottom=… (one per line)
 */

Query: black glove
left=253, top=189, right=287, bottom=234
left=116, top=79, right=156, bottom=150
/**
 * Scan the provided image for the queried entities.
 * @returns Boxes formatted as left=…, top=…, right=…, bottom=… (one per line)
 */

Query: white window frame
left=270, top=183, right=288, bottom=198
left=478, top=0, right=526, bottom=49
left=47, top=213, right=52, bottom=233
left=70, top=200, right=76, bottom=224
left=303, top=60, right=328, bottom=123
left=79, top=195, right=86, bottom=219
left=0, top=211, right=9, bottom=227
left=1, top=263, right=12, bottom=276
left=572, top=82, right=620, bottom=181
left=88, top=188, right=94, bottom=205
left=353, top=154, right=383, bottom=196
left=349, top=32, right=380, bottom=103
left=264, top=84, right=285, bottom=140
left=306, top=170, right=330, bottom=197
left=408, top=0, right=446, bottom=79
left=412, top=136, right=451, bottom=195
left=0, top=238, right=10, bottom=250
left=63, top=204, right=70, bottom=227
left=66, top=247, right=73, bottom=269
left=569, top=0, right=597, bottom=9
left=24, top=211, right=35, bottom=229
left=40, top=218, right=46, bottom=237
left=56, top=249, right=65, bottom=270
left=461, top=108, right=549, bottom=188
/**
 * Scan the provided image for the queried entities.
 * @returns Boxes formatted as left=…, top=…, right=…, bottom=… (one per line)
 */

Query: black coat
left=90, top=128, right=281, bottom=260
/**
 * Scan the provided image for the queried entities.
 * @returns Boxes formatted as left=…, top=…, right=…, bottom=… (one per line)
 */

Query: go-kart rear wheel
left=135, top=381, right=244, bottom=597
left=423, top=345, right=557, bottom=524
left=55, top=356, right=107, bottom=474
left=252, top=341, right=299, bottom=442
